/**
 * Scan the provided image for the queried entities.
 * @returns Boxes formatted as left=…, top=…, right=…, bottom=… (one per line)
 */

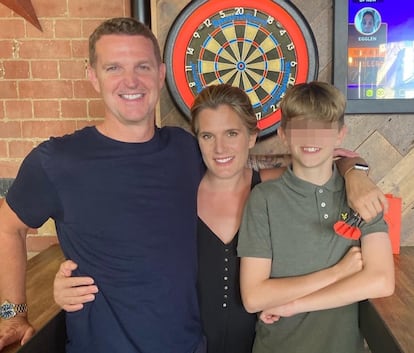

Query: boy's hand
left=259, top=310, right=281, bottom=324
left=334, top=246, right=363, bottom=281
left=259, top=301, right=297, bottom=324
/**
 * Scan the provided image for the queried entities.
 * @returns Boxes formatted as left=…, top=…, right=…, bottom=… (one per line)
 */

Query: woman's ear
left=248, top=132, right=258, bottom=149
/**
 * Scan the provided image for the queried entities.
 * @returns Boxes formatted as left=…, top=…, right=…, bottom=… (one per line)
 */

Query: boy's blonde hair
left=280, top=81, right=346, bottom=129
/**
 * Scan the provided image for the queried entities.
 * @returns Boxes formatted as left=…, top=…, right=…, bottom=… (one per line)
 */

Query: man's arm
left=0, top=200, right=35, bottom=350
left=249, top=154, right=388, bottom=221
left=240, top=246, right=363, bottom=313
left=262, top=233, right=394, bottom=318
left=336, top=156, right=389, bottom=221
left=247, top=154, right=290, bottom=171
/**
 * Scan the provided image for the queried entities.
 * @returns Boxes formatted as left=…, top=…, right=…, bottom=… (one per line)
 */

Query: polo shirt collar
left=282, top=164, right=344, bottom=197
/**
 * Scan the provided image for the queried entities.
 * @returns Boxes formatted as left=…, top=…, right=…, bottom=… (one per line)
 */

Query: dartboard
left=164, top=0, right=318, bottom=137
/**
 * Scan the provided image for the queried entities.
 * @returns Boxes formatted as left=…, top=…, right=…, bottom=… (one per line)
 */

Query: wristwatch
left=0, top=300, right=28, bottom=320
left=353, top=163, right=370, bottom=173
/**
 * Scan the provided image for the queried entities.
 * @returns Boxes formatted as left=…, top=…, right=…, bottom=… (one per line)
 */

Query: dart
left=334, top=212, right=363, bottom=240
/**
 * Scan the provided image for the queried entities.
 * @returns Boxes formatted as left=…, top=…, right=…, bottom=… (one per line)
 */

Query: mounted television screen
left=334, top=0, right=414, bottom=113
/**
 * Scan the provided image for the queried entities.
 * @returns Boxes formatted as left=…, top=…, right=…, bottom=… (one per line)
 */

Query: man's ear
left=87, top=66, right=101, bottom=94
left=159, top=63, right=166, bottom=89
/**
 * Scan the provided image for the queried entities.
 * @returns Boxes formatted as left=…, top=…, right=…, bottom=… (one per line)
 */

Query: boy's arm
left=239, top=246, right=363, bottom=313
left=0, top=201, right=35, bottom=350
left=264, top=233, right=394, bottom=318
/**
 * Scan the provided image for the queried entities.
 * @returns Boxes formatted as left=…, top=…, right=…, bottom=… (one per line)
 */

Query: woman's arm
left=54, top=260, right=98, bottom=312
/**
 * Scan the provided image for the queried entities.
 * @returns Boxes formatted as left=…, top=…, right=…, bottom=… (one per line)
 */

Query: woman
left=53, top=84, right=386, bottom=353
left=191, top=85, right=283, bottom=353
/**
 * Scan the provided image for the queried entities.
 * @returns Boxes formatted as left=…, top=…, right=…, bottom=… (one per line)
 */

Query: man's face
left=88, top=34, right=166, bottom=129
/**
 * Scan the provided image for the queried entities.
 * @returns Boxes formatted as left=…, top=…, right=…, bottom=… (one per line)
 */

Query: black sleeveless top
left=197, top=170, right=261, bottom=353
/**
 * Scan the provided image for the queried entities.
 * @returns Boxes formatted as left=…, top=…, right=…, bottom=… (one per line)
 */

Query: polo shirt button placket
left=317, top=188, right=329, bottom=220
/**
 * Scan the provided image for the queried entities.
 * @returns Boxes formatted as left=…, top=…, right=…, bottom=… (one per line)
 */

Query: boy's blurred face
left=279, top=118, right=346, bottom=177
left=284, top=120, right=340, bottom=146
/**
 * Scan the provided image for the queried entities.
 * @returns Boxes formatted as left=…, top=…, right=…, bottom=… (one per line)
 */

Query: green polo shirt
left=238, top=166, right=387, bottom=353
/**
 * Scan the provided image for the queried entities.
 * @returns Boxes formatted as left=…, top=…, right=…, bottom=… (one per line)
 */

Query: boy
left=237, top=81, right=394, bottom=353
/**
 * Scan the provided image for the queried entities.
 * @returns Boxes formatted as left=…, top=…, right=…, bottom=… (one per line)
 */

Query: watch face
left=164, top=0, right=318, bottom=137
left=0, top=302, right=15, bottom=319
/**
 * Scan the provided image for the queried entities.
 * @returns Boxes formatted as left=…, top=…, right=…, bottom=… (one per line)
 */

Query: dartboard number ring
left=164, top=0, right=318, bottom=137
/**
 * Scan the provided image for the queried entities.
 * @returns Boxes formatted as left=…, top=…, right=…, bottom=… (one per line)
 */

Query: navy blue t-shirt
left=7, top=126, right=204, bottom=353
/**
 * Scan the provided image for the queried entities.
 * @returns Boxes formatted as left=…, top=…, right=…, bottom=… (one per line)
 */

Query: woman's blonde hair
left=190, top=84, right=259, bottom=136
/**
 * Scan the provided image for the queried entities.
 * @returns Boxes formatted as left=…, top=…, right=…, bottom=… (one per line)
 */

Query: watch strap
left=13, top=303, right=28, bottom=314
left=0, top=300, right=28, bottom=320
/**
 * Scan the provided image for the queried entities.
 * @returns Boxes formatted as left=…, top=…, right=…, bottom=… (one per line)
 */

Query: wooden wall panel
left=153, top=0, right=414, bottom=246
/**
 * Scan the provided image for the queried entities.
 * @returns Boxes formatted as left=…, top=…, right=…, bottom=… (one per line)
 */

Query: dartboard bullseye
left=164, top=0, right=318, bottom=137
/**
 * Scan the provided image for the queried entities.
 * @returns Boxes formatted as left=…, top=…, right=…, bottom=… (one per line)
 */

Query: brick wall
left=0, top=0, right=130, bottom=180
left=0, top=0, right=131, bottom=251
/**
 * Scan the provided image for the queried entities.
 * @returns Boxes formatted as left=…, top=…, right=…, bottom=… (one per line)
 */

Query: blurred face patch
left=284, top=120, right=339, bottom=145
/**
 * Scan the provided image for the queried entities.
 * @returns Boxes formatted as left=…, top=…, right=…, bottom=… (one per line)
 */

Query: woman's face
left=196, top=104, right=257, bottom=180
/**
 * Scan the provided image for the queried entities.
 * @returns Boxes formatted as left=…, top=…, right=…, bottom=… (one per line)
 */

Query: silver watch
left=0, top=300, right=28, bottom=320
left=353, top=163, right=370, bottom=173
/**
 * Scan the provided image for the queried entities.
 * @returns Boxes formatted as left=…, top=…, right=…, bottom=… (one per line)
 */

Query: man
left=0, top=17, right=205, bottom=353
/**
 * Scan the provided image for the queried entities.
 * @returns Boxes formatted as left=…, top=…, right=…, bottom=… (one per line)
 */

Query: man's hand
left=54, top=260, right=98, bottom=312
left=345, top=170, right=388, bottom=222
left=333, top=148, right=360, bottom=159
left=0, top=316, right=35, bottom=350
